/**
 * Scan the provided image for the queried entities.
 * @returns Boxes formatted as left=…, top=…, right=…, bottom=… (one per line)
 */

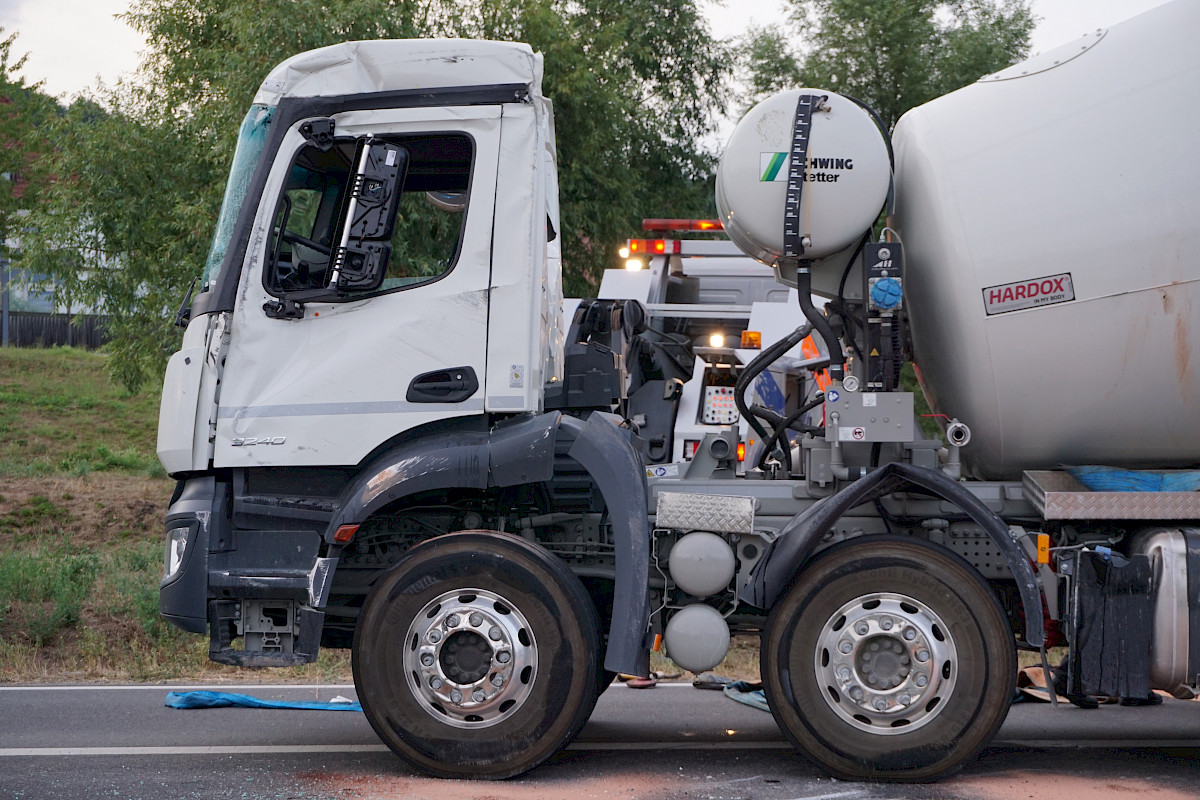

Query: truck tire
left=352, top=530, right=600, bottom=779
left=761, top=536, right=1015, bottom=781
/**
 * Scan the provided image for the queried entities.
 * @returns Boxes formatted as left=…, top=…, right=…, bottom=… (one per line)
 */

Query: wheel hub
left=855, top=634, right=911, bottom=690
left=440, top=630, right=492, bottom=684
left=815, top=592, right=957, bottom=735
left=404, top=589, right=537, bottom=729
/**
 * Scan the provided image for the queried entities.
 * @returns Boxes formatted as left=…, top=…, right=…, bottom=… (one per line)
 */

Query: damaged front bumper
left=159, top=476, right=335, bottom=666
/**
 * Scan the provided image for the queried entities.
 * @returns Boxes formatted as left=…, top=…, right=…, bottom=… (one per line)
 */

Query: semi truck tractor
left=157, top=1, right=1200, bottom=782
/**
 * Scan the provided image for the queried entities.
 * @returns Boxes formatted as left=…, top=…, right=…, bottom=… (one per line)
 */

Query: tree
left=23, top=0, right=728, bottom=391
left=736, top=24, right=803, bottom=116
left=0, top=30, right=59, bottom=260
left=463, top=0, right=728, bottom=291
left=741, top=0, right=1035, bottom=129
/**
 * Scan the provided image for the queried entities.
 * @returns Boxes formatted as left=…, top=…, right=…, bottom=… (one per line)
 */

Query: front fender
left=740, top=463, right=1044, bottom=648
left=327, top=413, right=561, bottom=531
left=326, top=411, right=652, bottom=677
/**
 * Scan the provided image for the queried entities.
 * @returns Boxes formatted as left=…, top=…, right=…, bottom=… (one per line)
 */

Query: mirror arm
left=262, top=286, right=345, bottom=321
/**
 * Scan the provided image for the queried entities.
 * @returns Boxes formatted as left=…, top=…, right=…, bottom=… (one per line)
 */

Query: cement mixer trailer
left=157, top=0, right=1200, bottom=783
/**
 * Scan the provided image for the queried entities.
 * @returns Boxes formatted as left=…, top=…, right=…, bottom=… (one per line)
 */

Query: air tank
left=893, top=0, right=1200, bottom=478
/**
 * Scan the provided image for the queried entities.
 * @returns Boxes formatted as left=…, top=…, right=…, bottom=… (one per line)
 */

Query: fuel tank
left=893, top=0, right=1200, bottom=478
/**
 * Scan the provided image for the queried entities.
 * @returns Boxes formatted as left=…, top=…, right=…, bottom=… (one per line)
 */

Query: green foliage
left=463, top=0, right=729, bottom=292
left=0, top=546, right=99, bottom=645
left=737, top=25, right=804, bottom=116
left=0, top=30, right=60, bottom=261
left=110, top=541, right=169, bottom=638
left=742, top=0, right=1035, bottom=129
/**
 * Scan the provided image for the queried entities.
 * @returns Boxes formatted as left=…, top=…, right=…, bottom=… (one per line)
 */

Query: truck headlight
left=163, top=525, right=191, bottom=580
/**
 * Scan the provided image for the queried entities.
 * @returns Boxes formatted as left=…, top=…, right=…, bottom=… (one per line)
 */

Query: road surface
left=3, top=682, right=1199, bottom=799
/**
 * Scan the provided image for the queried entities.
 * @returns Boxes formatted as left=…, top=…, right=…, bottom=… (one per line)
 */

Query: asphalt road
left=3, top=682, right=1199, bottom=799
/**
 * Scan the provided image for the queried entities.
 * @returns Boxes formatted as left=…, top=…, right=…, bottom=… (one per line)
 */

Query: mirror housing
left=330, top=139, right=408, bottom=292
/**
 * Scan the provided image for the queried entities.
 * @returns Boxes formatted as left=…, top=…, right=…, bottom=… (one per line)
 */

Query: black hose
left=796, top=270, right=844, bottom=382
left=757, top=393, right=825, bottom=472
left=734, top=323, right=813, bottom=469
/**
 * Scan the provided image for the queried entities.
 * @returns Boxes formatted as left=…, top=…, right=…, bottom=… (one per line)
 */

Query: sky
left=0, top=0, right=1177, bottom=101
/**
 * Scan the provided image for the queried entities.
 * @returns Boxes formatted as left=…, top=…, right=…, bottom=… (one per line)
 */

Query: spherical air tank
left=716, top=89, right=891, bottom=282
left=893, top=0, right=1200, bottom=479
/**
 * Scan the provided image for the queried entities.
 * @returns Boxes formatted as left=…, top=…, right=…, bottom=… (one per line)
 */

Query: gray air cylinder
left=716, top=89, right=891, bottom=278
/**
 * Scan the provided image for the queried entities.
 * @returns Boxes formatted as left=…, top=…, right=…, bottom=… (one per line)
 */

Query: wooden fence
left=2, top=312, right=110, bottom=349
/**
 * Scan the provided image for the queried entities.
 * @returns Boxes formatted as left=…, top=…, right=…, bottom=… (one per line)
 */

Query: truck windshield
left=200, top=104, right=275, bottom=291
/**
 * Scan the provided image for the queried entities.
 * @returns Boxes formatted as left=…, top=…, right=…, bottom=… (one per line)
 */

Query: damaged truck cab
left=158, top=43, right=653, bottom=770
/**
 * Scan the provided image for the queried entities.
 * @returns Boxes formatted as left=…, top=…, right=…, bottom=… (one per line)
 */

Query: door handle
left=407, top=367, right=479, bottom=403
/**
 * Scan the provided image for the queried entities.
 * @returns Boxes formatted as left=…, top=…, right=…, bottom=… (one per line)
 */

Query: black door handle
left=407, top=367, right=479, bottom=403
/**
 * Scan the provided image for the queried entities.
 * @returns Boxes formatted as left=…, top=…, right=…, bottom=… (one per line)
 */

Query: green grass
left=0, top=495, right=74, bottom=537
left=0, top=347, right=164, bottom=478
left=0, top=544, right=99, bottom=645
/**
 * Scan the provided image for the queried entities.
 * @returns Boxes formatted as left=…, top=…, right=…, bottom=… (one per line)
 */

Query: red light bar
left=627, top=239, right=681, bottom=255
left=641, top=219, right=725, bottom=232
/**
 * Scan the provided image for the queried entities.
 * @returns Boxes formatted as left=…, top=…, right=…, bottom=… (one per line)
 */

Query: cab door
left=214, top=106, right=501, bottom=468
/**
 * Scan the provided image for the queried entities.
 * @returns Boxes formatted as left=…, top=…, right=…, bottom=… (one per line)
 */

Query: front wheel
left=352, top=531, right=600, bottom=779
left=761, top=536, right=1015, bottom=781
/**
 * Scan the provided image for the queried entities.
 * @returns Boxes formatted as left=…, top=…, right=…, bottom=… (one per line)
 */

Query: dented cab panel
left=214, top=106, right=504, bottom=468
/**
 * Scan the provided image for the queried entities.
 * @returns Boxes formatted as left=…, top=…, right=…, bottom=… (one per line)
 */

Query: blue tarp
left=1068, top=466, right=1200, bottom=493
left=165, top=690, right=363, bottom=712
left=722, top=680, right=769, bottom=712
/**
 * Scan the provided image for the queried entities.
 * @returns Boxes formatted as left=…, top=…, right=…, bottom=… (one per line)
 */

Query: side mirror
left=329, top=139, right=408, bottom=292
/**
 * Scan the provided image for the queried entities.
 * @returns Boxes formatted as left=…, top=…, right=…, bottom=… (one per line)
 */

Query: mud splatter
left=298, top=767, right=679, bottom=800
left=948, top=770, right=1199, bottom=800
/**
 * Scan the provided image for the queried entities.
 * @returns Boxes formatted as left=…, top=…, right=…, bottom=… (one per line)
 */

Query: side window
left=266, top=146, right=354, bottom=294
left=265, top=131, right=473, bottom=298
left=382, top=134, right=473, bottom=289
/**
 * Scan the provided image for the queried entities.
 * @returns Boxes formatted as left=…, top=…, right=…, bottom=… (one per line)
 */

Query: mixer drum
left=893, top=1, right=1200, bottom=479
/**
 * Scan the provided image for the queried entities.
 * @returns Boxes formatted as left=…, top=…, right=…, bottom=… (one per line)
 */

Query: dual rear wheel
left=761, top=537, right=1017, bottom=780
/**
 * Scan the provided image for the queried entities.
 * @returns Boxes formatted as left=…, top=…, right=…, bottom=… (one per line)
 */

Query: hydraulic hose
left=796, top=269, right=844, bottom=382
left=756, top=393, right=825, bottom=472
left=734, top=323, right=814, bottom=469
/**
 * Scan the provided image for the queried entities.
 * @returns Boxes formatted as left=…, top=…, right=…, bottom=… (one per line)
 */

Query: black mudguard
left=326, top=411, right=651, bottom=677
left=740, top=462, right=1045, bottom=648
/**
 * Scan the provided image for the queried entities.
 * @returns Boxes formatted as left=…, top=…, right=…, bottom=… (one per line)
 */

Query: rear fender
left=740, top=462, right=1044, bottom=647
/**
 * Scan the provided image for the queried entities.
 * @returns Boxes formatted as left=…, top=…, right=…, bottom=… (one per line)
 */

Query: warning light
left=683, top=440, right=700, bottom=460
left=618, top=246, right=630, bottom=259
left=740, top=331, right=762, bottom=349
left=737, top=442, right=745, bottom=462
left=627, top=238, right=681, bottom=255
left=625, top=258, right=644, bottom=271
left=641, top=219, right=725, bottom=232
left=709, top=332, right=725, bottom=348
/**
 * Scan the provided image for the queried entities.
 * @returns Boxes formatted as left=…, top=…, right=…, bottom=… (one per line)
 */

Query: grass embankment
left=0, top=347, right=350, bottom=683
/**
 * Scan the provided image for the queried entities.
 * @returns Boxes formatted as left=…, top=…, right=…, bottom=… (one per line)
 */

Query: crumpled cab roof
left=253, top=39, right=543, bottom=106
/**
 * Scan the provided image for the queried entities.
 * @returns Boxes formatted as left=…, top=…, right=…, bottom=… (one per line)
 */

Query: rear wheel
left=761, top=536, right=1015, bottom=781
left=353, top=530, right=599, bottom=779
